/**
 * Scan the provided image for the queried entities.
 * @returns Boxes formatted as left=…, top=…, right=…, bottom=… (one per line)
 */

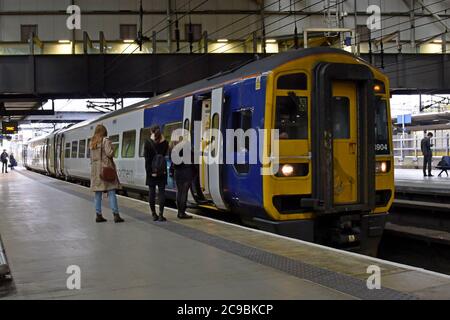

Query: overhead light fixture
left=433, top=39, right=443, bottom=44
left=123, top=39, right=135, bottom=43
left=266, top=39, right=277, bottom=43
left=58, top=40, right=71, bottom=44
left=217, top=39, right=228, bottom=43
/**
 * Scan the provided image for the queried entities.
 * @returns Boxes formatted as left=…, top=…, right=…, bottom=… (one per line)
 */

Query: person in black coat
left=1, top=150, right=8, bottom=174
left=170, top=136, right=196, bottom=219
left=421, top=132, right=434, bottom=177
left=144, top=125, right=169, bottom=221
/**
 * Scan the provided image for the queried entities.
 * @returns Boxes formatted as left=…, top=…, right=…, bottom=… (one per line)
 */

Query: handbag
left=99, top=139, right=117, bottom=183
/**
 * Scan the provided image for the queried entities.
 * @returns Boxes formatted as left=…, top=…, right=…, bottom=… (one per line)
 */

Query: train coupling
left=330, top=214, right=362, bottom=246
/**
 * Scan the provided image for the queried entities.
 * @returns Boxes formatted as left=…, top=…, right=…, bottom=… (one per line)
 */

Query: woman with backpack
left=89, top=124, right=124, bottom=223
left=144, top=125, right=169, bottom=221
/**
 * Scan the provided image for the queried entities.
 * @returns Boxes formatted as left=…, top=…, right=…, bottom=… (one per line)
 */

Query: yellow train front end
left=260, top=51, right=394, bottom=256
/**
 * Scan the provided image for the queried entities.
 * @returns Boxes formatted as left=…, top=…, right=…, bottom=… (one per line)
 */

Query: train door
left=55, top=134, right=62, bottom=176
left=199, top=97, right=212, bottom=200
left=312, top=63, right=375, bottom=213
left=207, top=88, right=228, bottom=210
left=331, top=81, right=357, bottom=204
left=182, top=96, right=197, bottom=203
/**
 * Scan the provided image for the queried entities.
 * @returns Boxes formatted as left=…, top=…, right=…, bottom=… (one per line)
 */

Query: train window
left=277, top=73, right=307, bottom=90
left=122, top=130, right=136, bottom=158
left=78, top=140, right=86, bottom=158
left=71, top=141, right=78, bottom=158
left=65, top=143, right=71, bottom=158
left=275, top=94, right=308, bottom=140
left=232, top=109, right=253, bottom=174
left=87, top=139, right=91, bottom=158
left=332, top=97, right=350, bottom=139
left=164, top=122, right=183, bottom=142
left=375, top=100, right=390, bottom=155
left=109, top=135, right=120, bottom=158
left=139, top=128, right=152, bottom=157
left=210, top=114, right=220, bottom=157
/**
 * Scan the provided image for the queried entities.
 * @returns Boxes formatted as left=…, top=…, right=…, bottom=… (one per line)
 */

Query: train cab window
left=332, top=97, right=350, bottom=139
left=122, top=130, right=136, bottom=158
left=71, top=141, right=78, bottom=158
left=275, top=94, right=308, bottom=140
left=87, top=139, right=91, bottom=158
left=78, top=140, right=86, bottom=158
left=109, top=135, right=120, bottom=158
left=375, top=100, right=390, bottom=155
left=139, top=128, right=152, bottom=157
left=277, top=73, right=307, bottom=90
left=65, top=142, right=71, bottom=158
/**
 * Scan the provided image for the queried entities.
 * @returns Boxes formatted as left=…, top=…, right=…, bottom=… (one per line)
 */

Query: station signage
left=1, top=121, right=18, bottom=134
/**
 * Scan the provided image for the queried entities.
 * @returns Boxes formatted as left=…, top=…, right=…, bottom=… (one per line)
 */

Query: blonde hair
left=90, top=124, right=108, bottom=149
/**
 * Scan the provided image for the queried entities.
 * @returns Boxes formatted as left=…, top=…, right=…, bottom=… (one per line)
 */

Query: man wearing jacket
left=1, top=150, right=8, bottom=174
left=421, top=132, right=434, bottom=177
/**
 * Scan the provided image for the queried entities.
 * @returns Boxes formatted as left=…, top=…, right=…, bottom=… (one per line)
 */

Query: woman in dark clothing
left=144, top=125, right=169, bottom=221
left=171, top=136, right=195, bottom=219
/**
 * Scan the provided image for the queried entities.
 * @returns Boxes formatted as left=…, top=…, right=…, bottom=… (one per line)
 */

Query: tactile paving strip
left=20, top=170, right=418, bottom=300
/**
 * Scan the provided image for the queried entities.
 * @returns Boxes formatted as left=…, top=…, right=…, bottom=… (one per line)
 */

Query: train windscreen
left=375, top=100, right=390, bottom=155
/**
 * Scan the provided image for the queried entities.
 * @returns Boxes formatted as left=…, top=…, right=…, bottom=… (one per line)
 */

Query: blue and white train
left=24, top=48, right=395, bottom=255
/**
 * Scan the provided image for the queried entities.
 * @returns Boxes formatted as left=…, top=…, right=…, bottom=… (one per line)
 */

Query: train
left=24, top=48, right=394, bottom=256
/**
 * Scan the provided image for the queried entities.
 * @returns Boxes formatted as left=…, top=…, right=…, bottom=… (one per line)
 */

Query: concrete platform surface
left=0, top=169, right=450, bottom=300
left=395, top=169, right=450, bottom=195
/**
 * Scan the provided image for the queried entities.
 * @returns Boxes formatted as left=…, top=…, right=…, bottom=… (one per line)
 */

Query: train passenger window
left=109, top=135, right=120, bottom=158
left=71, top=141, right=78, bottom=158
left=210, top=114, right=220, bottom=157
left=163, top=122, right=183, bottom=142
left=65, top=143, right=71, bottom=158
left=275, top=95, right=308, bottom=140
left=78, top=140, right=86, bottom=158
left=87, top=139, right=91, bottom=158
left=139, top=128, right=152, bottom=157
left=375, top=100, right=390, bottom=155
left=277, top=73, right=307, bottom=90
left=232, top=109, right=253, bottom=174
left=332, top=97, right=350, bottom=139
left=122, top=130, right=136, bottom=158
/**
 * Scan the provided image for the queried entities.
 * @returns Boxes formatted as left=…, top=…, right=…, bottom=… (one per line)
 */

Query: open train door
left=207, top=88, right=228, bottom=210
left=181, top=96, right=198, bottom=204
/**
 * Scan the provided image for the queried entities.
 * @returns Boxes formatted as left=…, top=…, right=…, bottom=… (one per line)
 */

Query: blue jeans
left=95, top=190, right=119, bottom=215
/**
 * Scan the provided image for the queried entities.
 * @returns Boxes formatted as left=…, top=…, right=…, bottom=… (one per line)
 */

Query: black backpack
left=0, top=153, right=7, bottom=162
left=150, top=141, right=167, bottom=177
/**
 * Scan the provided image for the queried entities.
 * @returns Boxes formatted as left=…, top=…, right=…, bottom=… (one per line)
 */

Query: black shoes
left=158, top=215, right=167, bottom=222
left=178, top=213, right=193, bottom=219
left=96, top=215, right=107, bottom=223
left=152, top=213, right=159, bottom=221
left=114, top=214, right=124, bottom=223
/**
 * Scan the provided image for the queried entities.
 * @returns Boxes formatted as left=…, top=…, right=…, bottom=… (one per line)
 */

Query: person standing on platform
left=89, top=124, right=124, bottom=223
left=421, top=132, right=434, bottom=177
left=144, top=125, right=169, bottom=222
left=1, top=150, right=8, bottom=174
left=170, top=136, right=195, bottom=219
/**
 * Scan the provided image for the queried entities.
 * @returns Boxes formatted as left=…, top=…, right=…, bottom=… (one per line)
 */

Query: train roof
left=27, top=47, right=361, bottom=139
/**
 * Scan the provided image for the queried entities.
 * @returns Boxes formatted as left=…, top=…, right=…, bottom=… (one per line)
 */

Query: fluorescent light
left=123, top=39, right=135, bottom=43
left=433, top=39, right=443, bottom=44
left=217, top=39, right=228, bottom=43
left=58, top=40, right=71, bottom=44
left=266, top=39, right=277, bottom=43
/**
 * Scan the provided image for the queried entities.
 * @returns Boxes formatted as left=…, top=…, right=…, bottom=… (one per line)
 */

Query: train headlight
left=281, top=164, right=295, bottom=177
left=376, top=161, right=390, bottom=174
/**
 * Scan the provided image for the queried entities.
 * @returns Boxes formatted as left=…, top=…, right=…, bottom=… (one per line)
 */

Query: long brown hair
left=90, top=124, right=107, bottom=149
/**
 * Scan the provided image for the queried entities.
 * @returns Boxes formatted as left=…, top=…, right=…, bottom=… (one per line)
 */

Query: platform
left=395, top=169, right=450, bottom=197
left=1, top=169, right=450, bottom=300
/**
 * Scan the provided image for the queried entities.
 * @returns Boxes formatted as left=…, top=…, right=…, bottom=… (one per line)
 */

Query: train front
left=259, top=51, right=394, bottom=256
